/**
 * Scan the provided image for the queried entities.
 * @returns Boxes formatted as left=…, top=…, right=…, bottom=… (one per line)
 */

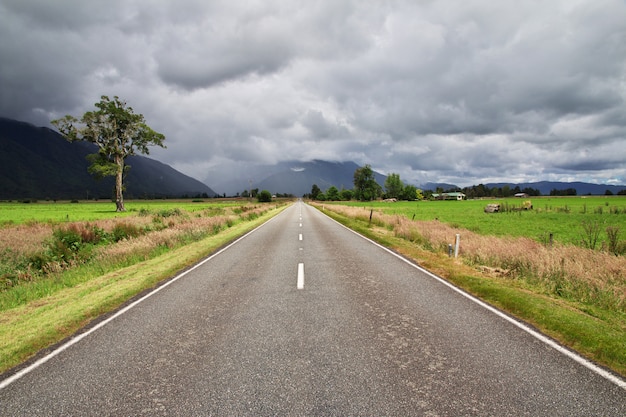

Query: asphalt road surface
left=1, top=201, right=625, bottom=416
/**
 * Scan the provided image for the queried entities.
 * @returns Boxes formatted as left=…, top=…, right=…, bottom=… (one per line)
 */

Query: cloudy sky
left=1, top=0, right=625, bottom=190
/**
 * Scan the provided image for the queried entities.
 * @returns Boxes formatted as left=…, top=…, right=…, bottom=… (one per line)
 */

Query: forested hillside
left=0, top=118, right=215, bottom=200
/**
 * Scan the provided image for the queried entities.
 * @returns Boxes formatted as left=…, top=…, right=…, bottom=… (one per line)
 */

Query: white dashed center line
left=297, top=263, right=305, bottom=289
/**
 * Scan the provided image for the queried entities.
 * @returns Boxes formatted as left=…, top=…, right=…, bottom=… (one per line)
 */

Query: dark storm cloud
left=154, top=22, right=294, bottom=89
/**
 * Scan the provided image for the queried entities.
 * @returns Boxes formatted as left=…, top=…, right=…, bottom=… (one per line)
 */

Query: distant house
left=432, top=192, right=466, bottom=201
left=514, top=193, right=529, bottom=198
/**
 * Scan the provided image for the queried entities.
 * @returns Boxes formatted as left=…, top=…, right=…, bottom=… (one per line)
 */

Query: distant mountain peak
left=239, top=160, right=385, bottom=197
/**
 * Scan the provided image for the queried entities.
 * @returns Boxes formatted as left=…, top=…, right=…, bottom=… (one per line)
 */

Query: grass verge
left=316, top=204, right=626, bottom=378
left=0, top=205, right=288, bottom=375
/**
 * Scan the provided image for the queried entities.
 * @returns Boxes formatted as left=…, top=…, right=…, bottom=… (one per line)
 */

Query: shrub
left=156, top=208, right=182, bottom=218
left=257, top=190, right=272, bottom=203
left=580, top=220, right=601, bottom=250
left=606, top=226, right=622, bottom=255
left=52, top=225, right=83, bottom=254
left=79, top=224, right=107, bottom=244
left=112, top=222, right=142, bottom=241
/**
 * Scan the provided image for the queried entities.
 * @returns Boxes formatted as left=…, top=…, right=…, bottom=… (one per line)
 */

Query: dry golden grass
left=0, top=204, right=265, bottom=290
left=94, top=215, right=237, bottom=264
left=324, top=205, right=626, bottom=311
left=0, top=217, right=154, bottom=256
left=0, top=223, right=51, bottom=256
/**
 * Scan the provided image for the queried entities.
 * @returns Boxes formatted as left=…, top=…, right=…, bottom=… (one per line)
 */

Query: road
left=1, top=201, right=624, bottom=416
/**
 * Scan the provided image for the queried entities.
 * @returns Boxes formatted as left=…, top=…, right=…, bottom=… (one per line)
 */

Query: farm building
left=432, top=192, right=466, bottom=201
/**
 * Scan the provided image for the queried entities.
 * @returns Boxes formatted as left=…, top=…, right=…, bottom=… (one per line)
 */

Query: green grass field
left=333, top=196, right=626, bottom=247
left=0, top=199, right=247, bottom=224
left=4, top=197, right=624, bottom=243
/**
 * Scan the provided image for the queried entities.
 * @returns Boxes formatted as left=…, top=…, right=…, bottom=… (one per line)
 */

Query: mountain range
left=207, top=160, right=626, bottom=197
left=0, top=117, right=216, bottom=200
left=1, top=117, right=624, bottom=200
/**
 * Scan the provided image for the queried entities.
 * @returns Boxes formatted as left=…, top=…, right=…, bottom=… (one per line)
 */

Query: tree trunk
left=115, top=155, right=125, bottom=212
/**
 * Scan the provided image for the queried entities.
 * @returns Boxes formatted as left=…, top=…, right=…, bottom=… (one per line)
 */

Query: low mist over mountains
left=207, top=160, right=387, bottom=197
left=0, top=118, right=215, bottom=200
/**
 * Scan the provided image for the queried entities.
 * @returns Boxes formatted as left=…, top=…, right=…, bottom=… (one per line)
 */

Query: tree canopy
left=353, top=164, right=382, bottom=201
left=310, top=184, right=322, bottom=200
left=257, top=190, right=272, bottom=202
left=325, top=186, right=340, bottom=201
left=52, top=96, right=165, bottom=211
left=384, top=173, right=403, bottom=199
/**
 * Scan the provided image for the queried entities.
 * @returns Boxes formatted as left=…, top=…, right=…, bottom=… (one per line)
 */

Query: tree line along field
left=335, top=196, right=626, bottom=249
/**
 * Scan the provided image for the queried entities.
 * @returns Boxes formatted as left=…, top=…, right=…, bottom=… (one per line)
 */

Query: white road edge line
left=297, top=263, right=305, bottom=290
left=0, top=209, right=286, bottom=390
left=316, top=205, right=626, bottom=391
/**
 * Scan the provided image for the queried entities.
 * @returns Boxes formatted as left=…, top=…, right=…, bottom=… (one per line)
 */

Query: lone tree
left=52, top=96, right=165, bottom=211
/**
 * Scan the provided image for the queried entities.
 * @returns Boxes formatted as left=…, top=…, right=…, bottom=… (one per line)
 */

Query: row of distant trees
left=305, top=165, right=422, bottom=202
left=305, top=165, right=626, bottom=202
left=461, top=185, right=625, bottom=198
left=461, top=184, right=541, bottom=198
